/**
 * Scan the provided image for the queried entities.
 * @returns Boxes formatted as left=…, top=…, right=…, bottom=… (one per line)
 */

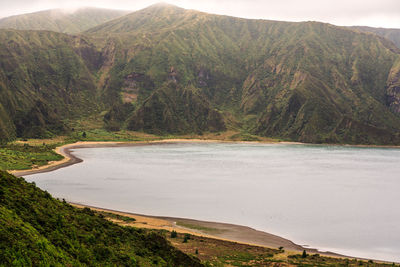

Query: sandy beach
left=10, top=138, right=400, bottom=177
left=10, top=139, right=289, bottom=177
left=70, top=203, right=348, bottom=259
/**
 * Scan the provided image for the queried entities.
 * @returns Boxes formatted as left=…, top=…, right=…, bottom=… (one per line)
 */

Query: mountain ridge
left=85, top=5, right=400, bottom=144
left=350, top=26, right=400, bottom=49
left=0, top=7, right=130, bottom=34
left=0, top=4, right=400, bottom=145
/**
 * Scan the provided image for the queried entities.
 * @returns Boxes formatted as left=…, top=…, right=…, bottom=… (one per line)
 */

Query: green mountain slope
left=0, top=170, right=203, bottom=266
left=351, top=26, right=400, bottom=49
left=1, top=4, right=400, bottom=145
left=86, top=4, right=400, bottom=144
left=0, top=7, right=130, bottom=34
left=0, top=29, right=101, bottom=140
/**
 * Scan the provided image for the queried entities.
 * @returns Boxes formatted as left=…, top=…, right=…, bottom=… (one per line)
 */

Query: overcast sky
left=0, top=0, right=399, bottom=29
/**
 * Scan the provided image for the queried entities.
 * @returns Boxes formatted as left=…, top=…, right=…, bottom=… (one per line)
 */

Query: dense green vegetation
left=351, top=26, right=400, bottom=49
left=167, top=232, right=397, bottom=266
left=0, top=8, right=129, bottom=34
left=0, top=29, right=102, bottom=141
left=0, top=143, right=63, bottom=171
left=0, top=170, right=203, bottom=266
left=84, top=4, right=400, bottom=145
left=1, top=3, right=400, bottom=145
left=2, top=6, right=400, bottom=265
left=126, top=82, right=226, bottom=134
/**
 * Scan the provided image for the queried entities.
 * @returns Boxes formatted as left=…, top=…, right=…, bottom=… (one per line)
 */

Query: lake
left=25, top=142, right=400, bottom=262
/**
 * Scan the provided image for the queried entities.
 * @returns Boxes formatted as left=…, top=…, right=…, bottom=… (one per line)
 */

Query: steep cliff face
left=0, top=104, right=15, bottom=142
left=246, top=25, right=400, bottom=144
left=86, top=5, right=400, bottom=144
left=126, top=82, right=226, bottom=134
left=0, top=30, right=100, bottom=139
left=386, top=59, right=400, bottom=113
left=1, top=4, right=400, bottom=144
left=351, top=26, right=400, bottom=49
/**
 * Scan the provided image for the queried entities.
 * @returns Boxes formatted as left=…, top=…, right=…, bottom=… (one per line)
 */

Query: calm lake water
left=26, top=143, right=400, bottom=262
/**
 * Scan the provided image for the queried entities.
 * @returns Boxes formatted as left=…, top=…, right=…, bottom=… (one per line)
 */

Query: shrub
left=183, top=234, right=191, bottom=243
left=170, top=230, right=177, bottom=238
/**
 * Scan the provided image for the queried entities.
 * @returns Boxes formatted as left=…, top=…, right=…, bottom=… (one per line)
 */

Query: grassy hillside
left=0, top=8, right=130, bottom=34
left=351, top=26, right=400, bottom=49
left=0, top=29, right=102, bottom=141
left=0, top=170, right=203, bottom=266
left=86, top=4, right=400, bottom=144
left=1, top=4, right=400, bottom=145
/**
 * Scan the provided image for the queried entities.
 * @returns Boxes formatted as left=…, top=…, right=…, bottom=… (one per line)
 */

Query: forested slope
left=0, top=171, right=203, bottom=266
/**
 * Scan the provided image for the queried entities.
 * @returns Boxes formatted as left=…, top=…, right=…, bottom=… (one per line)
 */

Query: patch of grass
left=0, top=143, right=64, bottom=171
left=97, top=211, right=137, bottom=223
left=70, top=129, right=162, bottom=142
left=229, top=132, right=261, bottom=141
left=12, top=136, right=69, bottom=146
left=176, top=221, right=225, bottom=234
left=287, top=253, right=391, bottom=267
left=167, top=232, right=395, bottom=267
left=167, top=233, right=280, bottom=266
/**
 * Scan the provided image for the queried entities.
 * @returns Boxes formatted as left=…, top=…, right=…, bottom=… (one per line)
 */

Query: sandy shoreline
left=9, top=139, right=291, bottom=177
left=10, top=138, right=400, bottom=177
left=70, top=203, right=349, bottom=259
left=11, top=138, right=399, bottom=177
left=9, top=138, right=400, bottom=177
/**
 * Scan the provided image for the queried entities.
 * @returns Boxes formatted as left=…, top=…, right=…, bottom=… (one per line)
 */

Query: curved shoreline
left=10, top=139, right=294, bottom=177
left=10, top=138, right=400, bottom=177
left=71, top=203, right=350, bottom=259
left=8, top=139, right=397, bottom=263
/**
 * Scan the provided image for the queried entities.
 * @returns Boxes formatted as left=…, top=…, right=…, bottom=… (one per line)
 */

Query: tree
left=170, top=230, right=177, bottom=238
left=183, top=234, right=191, bottom=243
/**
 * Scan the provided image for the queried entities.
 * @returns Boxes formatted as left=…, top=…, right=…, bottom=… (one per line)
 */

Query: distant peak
left=149, top=2, right=179, bottom=7
left=143, top=2, right=183, bottom=11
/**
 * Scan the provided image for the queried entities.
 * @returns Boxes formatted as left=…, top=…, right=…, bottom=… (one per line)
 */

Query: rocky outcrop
left=198, top=69, right=211, bottom=87
left=387, top=85, right=400, bottom=113
left=386, top=60, right=400, bottom=113
left=168, top=66, right=178, bottom=83
left=127, top=82, right=226, bottom=134
left=121, top=73, right=142, bottom=103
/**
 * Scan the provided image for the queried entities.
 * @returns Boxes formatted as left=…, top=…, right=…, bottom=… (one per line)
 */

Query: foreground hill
left=1, top=3, right=400, bottom=145
left=87, top=4, right=400, bottom=144
left=0, top=170, right=202, bottom=266
left=0, top=7, right=130, bottom=34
